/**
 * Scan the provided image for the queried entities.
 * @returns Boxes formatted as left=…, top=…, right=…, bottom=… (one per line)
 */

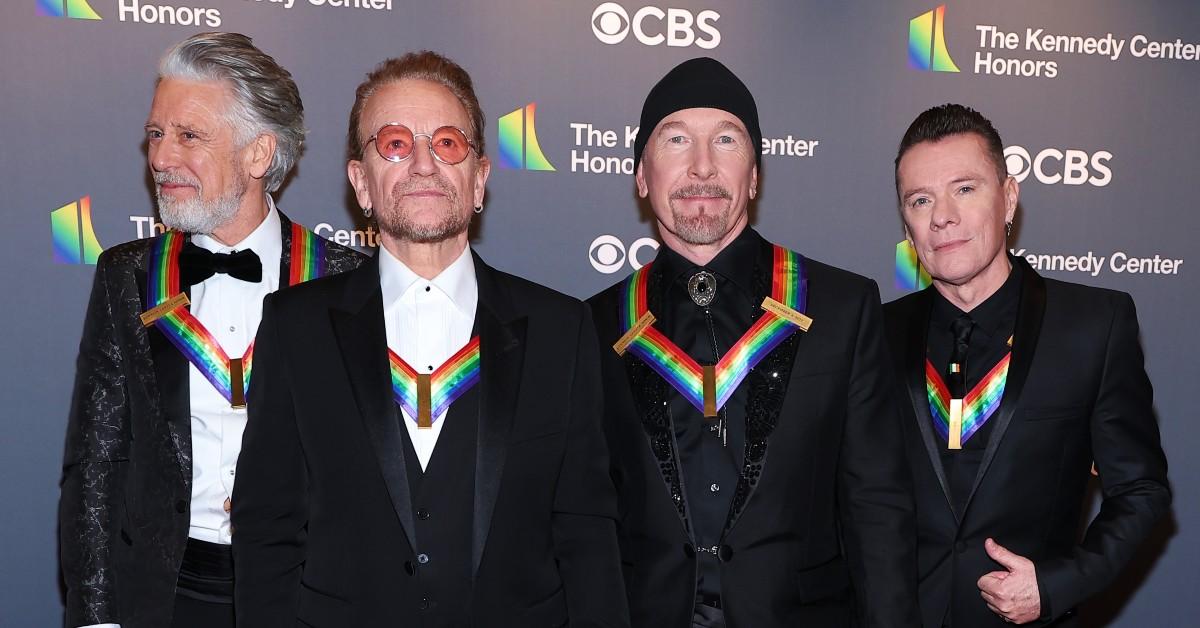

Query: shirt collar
left=379, top=244, right=478, bottom=315
left=191, top=193, right=282, bottom=262
left=654, top=226, right=761, bottom=300
left=931, top=255, right=1023, bottom=339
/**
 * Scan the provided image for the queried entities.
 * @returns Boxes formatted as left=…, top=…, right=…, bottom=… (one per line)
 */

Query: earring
left=473, top=205, right=483, bottom=214
left=1005, top=221, right=1013, bottom=237
left=363, top=206, right=373, bottom=218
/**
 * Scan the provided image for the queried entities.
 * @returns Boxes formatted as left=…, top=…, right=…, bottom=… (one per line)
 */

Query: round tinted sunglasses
left=363, top=123, right=478, bottom=165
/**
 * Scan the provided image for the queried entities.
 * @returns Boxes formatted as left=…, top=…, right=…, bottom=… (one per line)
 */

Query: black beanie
left=633, top=57, right=762, bottom=167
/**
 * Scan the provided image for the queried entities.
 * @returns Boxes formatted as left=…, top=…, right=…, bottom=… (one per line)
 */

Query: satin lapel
left=471, top=254, right=525, bottom=578
left=961, top=262, right=1047, bottom=515
left=276, top=210, right=294, bottom=281
left=136, top=262, right=191, bottom=474
left=622, top=261, right=692, bottom=538
left=723, top=237, right=799, bottom=535
left=901, top=289, right=956, bottom=517
left=329, top=256, right=418, bottom=553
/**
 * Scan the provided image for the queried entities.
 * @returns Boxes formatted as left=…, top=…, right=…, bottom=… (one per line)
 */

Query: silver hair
left=158, top=32, right=304, bottom=193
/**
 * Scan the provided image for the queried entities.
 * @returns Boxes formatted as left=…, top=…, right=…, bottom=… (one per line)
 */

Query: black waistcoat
left=397, top=382, right=480, bottom=627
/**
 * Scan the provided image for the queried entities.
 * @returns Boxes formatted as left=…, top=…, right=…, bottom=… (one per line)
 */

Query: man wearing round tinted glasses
left=232, top=51, right=630, bottom=628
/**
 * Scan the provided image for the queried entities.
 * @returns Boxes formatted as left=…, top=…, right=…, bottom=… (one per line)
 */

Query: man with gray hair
left=58, top=32, right=363, bottom=628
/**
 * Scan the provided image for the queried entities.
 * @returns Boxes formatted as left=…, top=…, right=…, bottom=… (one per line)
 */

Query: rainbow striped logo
left=37, top=0, right=102, bottom=19
left=498, top=103, right=556, bottom=171
left=895, top=240, right=932, bottom=291
left=909, top=5, right=959, bottom=72
left=52, top=196, right=104, bottom=265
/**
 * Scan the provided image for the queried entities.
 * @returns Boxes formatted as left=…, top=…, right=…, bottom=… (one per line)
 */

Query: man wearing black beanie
left=588, top=57, right=919, bottom=628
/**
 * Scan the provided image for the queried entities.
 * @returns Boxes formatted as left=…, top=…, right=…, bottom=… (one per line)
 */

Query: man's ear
left=347, top=160, right=372, bottom=211
left=245, top=133, right=276, bottom=181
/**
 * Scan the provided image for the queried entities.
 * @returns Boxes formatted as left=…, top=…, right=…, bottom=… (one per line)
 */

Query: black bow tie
left=178, top=242, right=263, bottom=286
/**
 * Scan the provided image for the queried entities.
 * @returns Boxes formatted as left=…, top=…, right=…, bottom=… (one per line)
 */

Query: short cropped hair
left=895, top=103, right=1007, bottom=197
left=347, top=51, right=485, bottom=161
left=159, top=32, right=305, bottom=193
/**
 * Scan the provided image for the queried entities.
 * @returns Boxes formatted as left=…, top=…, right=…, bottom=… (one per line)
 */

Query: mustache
left=670, top=184, right=732, bottom=200
left=154, top=171, right=200, bottom=187
left=394, top=175, right=457, bottom=198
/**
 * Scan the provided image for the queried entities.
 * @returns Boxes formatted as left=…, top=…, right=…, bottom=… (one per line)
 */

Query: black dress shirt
left=927, top=261, right=1022, bottom=515
left=653, top=227, right=762, bottom=602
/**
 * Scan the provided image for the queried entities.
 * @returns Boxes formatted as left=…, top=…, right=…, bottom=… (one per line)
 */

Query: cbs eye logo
left=1003, top=145, right=1112, bottom=187
left=589, top=234, right=659, bottom=274
left=591, top=2, right=721, bottom=49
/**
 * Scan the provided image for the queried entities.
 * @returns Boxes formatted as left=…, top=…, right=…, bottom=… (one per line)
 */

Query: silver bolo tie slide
left=688, top=270, right=717, bottom=307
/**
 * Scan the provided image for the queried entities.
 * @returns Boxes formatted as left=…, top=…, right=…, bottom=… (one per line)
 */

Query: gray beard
left=668, top=203, right=733, bottom=246
left=376, top=177, right=469, bottom=244
left=156, top=179, right=245, bottom=235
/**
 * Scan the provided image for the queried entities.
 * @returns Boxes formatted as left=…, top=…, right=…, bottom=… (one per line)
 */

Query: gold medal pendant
left=947, top=398, right=963, bottom=450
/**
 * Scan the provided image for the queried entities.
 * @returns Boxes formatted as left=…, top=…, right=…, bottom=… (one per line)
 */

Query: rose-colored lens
left=429, top=126, right=471, bottom=164
left=375, top=124, right=415, bottom=161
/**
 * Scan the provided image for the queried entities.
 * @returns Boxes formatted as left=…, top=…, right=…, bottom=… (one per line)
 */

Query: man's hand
left=977, top=538, right=1041, bottom=624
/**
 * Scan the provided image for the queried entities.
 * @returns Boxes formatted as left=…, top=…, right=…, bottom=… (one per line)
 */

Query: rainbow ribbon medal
left=613, top=245, right=813, bottom=418
left=141, top=224, right=325, bottom=408
left=389, top=337, right=482, bottom=429
left=926, top=351, right=1010, bottom=449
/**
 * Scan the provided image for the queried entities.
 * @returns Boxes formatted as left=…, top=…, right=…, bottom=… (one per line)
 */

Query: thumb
left=985, top=537, right=1024, bottom=571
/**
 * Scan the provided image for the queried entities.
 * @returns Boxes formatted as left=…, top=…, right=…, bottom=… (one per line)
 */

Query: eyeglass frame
left=362, top=122, right=480, bottom=165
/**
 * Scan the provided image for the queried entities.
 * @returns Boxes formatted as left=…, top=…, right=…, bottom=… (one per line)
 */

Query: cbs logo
left=589, top=234, right=659, bottom=274
left=591, top=2, right=721, bottom=49
left=1004, top=145, right=1113, bottom=187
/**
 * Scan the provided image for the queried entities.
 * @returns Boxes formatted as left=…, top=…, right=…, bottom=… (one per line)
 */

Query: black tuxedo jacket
left=588, top=235, right=919, bottom=628
left=58, top=212, right=364, bottom=628
left=883, top=258, right=1170, bottom=627
left=232, top=252, right=630, bottom=628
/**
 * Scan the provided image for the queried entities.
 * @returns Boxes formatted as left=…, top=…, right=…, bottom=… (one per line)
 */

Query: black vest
left=397, top=383, right=480, bottom=627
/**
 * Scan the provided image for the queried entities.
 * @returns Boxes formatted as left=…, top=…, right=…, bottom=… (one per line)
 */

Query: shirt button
left=417, top=509, right=431, bottom=520
left=419, top=596, right=430, bottom=610
left=417, top=553, right=430, bottom=564
left=710, top=483, right=720, bottom=493
left=424, top=286, right=431, bottom=292
left=229, top=326, right=236, bottom=332
left=427, top=365, right=434, bottom=371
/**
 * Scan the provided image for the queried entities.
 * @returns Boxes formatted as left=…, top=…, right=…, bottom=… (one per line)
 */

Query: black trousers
left=171, top=538, right=234, bottom=628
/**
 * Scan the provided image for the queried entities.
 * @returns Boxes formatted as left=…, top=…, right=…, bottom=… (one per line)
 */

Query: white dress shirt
left=78, top=199, right=281, bottom=628
left=379, top=244, right=478, bottom=471
left=188, top=199, right=281, bottom=545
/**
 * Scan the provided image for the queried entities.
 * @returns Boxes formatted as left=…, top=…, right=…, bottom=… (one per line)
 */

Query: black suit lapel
left=277, top=210, right=294, bottom=282
left=900, top=289, right=957, bottom=517
left=329, top=256, right=419, bottom=553
left=136, top=262, right=191, bottom=474
left=961, top=261, right=1047, bottom=515
left=621, top=261, right=692, bottom=538
left=470, top=254, right=526, bottom=579
left=723, top=238, right=801, bottom=535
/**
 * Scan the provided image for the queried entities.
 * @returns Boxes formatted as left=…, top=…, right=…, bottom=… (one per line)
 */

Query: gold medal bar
left=948, top=398, right=964, bottom=450
left=139, top=292, right=190, bottom=327
left=612, top=311, right=657, bottom=356
left=702, top=365, right=718, bottom=418
left=760, top=297, right=813, bottom=332
left=229, top=357, right=246, bottom=409
left=417, top=373, right=433, bottom=429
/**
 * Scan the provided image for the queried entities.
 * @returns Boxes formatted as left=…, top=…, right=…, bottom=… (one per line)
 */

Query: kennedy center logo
left=498, top=103, right=556, bottom=171
left=37, top=0, right=102, bottom=19
left=909, top=5, right=959, bottom=72
left=52, top=196, right=104, bottom=265
left=895, top=240, right=932, bottom=291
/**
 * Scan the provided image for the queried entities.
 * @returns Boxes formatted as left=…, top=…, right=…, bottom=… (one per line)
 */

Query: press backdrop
left=2, top=1, right=1196, bottom=624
